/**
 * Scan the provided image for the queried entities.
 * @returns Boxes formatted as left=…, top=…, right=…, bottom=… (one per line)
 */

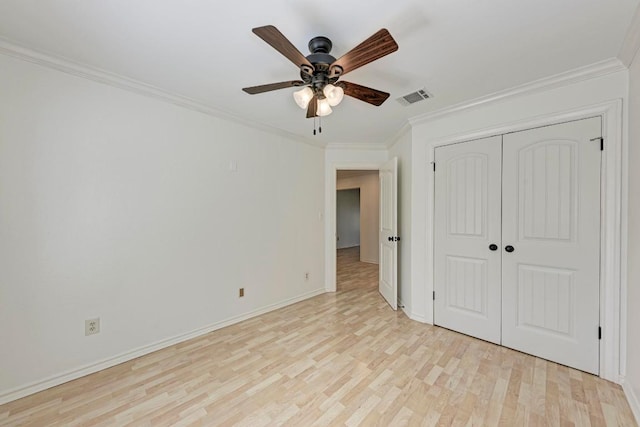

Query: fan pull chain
left=319, top=114, right=322, bottom=134
left=313, top=115, right=317, bottom=135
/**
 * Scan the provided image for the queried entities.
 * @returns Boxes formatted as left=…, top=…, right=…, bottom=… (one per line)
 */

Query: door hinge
left=432, top=162, right=436, bottom=172
left=598, top=326, right=602, bottom=340
left=432, top=291, right=435, bottom=301
left=590, top=137, right=604, bottom=151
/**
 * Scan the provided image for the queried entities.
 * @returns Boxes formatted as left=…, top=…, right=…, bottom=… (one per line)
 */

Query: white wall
left=324, top=148, right=388, bottom=291
left=410, top=70, right=628, bottom=326
left=626, top=54, right=640, bottom=418
left=336, top=189, right=360, bottom=249
left=337, top=172, right=379, bottom=263
left=388, top=127, right=413, bottom=315
left=0, top=54, right=326, bottom=402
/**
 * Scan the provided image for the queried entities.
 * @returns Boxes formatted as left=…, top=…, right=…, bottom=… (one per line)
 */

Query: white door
left=379, top=157, right=398, bottom=310
left=501, top=117, right=601, bottom=374
left=434, top=136, right=503, bottom=344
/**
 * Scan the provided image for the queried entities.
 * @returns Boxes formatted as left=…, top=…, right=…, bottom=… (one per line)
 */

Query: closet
left=433, top=117, right=602, bottom=374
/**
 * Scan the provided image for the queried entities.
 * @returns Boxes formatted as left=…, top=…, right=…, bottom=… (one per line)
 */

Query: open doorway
left=336, top=170, right=379, bottom=292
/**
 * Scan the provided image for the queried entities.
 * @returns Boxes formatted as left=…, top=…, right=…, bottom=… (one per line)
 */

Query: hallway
left=336, top=246, right=378, bottom=292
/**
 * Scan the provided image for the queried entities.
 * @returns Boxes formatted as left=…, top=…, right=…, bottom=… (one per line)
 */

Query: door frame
left=325, top=162, right=383, bottom=293
left=425, top=99, right=625, bottom=383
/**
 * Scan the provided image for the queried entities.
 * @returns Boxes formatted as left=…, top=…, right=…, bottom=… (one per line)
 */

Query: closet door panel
left=501, top=117, right=601, bottom=374
left=434, top=136, right=502, bottom=344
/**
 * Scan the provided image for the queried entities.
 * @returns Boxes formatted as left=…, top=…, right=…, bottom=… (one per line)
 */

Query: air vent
left=397, top=88, right=432, bottom=106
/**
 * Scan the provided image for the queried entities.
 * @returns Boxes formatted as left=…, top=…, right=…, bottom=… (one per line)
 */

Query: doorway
left=336, top=170, right=379, bottom=292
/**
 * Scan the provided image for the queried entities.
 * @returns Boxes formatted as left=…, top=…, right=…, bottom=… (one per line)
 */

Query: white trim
left=409, top=312, right=428, bottom=323
left=325, top=142, right=389, bottom=151
left=0, top=288, right=326, bottom=405
left=398, top=298, right=410, bottom=318
left=0, top=38, right=325, bottom=149
left=398, top=298, right=428, bottom=323
left=619, top=3, right=640, bottom=67
left=325, top=162, right=384, bottom=292
left=424, top=99, right=625, bottom=383
left=622, top=379, right=640, bottom=425
left=409, top=59, right=626, bottom=126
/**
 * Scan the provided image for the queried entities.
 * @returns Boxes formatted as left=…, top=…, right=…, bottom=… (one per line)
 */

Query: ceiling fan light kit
left=242, top=25, right=398, bottom=134
left=317, top=98, right=333, bottom=116
left=293, top=86, right=314, bottom=109
left=323, top=84, right=344, bottom=107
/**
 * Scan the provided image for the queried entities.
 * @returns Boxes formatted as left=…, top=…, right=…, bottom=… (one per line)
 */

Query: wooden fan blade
left=330, top=29, right=398, bottom=77
left=253, top=26, right=315, bottom=73
left=340, top=81, right=390, bottom=106
left=242, top=80, right=304, bottom=94
left=306, top=95, right=318, bottom=118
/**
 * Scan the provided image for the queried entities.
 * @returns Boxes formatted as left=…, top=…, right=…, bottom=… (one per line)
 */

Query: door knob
left=489, top=244, right=498, bottom=251
left=388, top=236, right=393, bottom=242
left=505, top=245, right=515, bottom=253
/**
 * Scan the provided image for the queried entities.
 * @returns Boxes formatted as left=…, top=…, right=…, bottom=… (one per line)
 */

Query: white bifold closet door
left=434, top=135, right=503, bottom=344
left=501, top=118, right=601, bottom=374
left=434, top=117, right=601, bottom=374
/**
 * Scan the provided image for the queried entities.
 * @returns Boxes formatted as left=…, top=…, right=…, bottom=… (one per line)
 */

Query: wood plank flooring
left=0, top=246, right=636, bottom=426
left=336, top=246, right=378, bottom=293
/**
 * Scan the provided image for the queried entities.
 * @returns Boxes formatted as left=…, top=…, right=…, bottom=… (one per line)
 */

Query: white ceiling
left=0, top=0, right=638, bottom=145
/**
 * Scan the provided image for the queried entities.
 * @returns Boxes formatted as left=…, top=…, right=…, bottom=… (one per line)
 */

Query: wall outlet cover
left=85, top=318, right=100, bottom=336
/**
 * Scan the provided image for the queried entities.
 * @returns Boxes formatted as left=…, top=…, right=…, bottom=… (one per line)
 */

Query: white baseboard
left=397, top=298, right=430, bottom=324
left=409, top=312, right=429, bottom=324
left=622, top=378, right=640, bottom=425
left=398, top=298, right=410, bottom=317
left=360, top=257, right=379, bottom=265
left=397, top=298, right=431, bottom=324
left=0, top=287, right=326, bottom=405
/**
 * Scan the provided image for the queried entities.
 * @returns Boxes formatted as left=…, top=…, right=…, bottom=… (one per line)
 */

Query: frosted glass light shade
left=317, top=98, right=333, bottom=116
left=323, top=84, right=344, bottom=106
left=293, top=87, right=314, bottom=109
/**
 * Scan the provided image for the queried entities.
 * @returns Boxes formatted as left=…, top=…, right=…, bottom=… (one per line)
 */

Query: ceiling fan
left=242, top=25, right=398, bottom=130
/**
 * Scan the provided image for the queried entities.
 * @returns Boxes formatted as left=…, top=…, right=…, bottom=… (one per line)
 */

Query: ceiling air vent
left=397, top=88, right=432, bottom=106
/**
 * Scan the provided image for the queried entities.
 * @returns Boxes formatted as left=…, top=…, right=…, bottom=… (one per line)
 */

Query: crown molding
left=408, top=58, right=626, bottom=127
left=619, top=3, right=640, bottom=67
left=0, top=38, right=326, bottom=149
left=324, top=121, right=411, bottom=151
left=325, top=142, right=389, bottom=151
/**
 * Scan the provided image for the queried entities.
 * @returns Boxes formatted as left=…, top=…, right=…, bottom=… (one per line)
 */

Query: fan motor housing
left=302, top=36, right=339, bottom=90
left=306, top=36, right=336, bottom=68
left=308, top=36, right=332, bottom=54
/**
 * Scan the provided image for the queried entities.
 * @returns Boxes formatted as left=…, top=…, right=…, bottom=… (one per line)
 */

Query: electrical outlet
left=239, top=288, right=244, bottom=297
left=85, top=318, right=100, bottom=336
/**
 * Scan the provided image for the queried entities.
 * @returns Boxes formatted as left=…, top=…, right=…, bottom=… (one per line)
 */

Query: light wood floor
left=0, top=246, right=636, bottom=426
left=336, top=246, right=378, bottom=293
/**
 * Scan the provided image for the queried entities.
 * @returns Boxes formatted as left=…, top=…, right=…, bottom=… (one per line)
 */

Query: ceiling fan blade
left=340, top=81, right=390, bottom=106
left=242, top=80, right=304, bottom=94
left=253, top=25, right=315, bottom=74
left=330, top=29, right=398, bottom=77
left=306, top=95, right=318, bottom=118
